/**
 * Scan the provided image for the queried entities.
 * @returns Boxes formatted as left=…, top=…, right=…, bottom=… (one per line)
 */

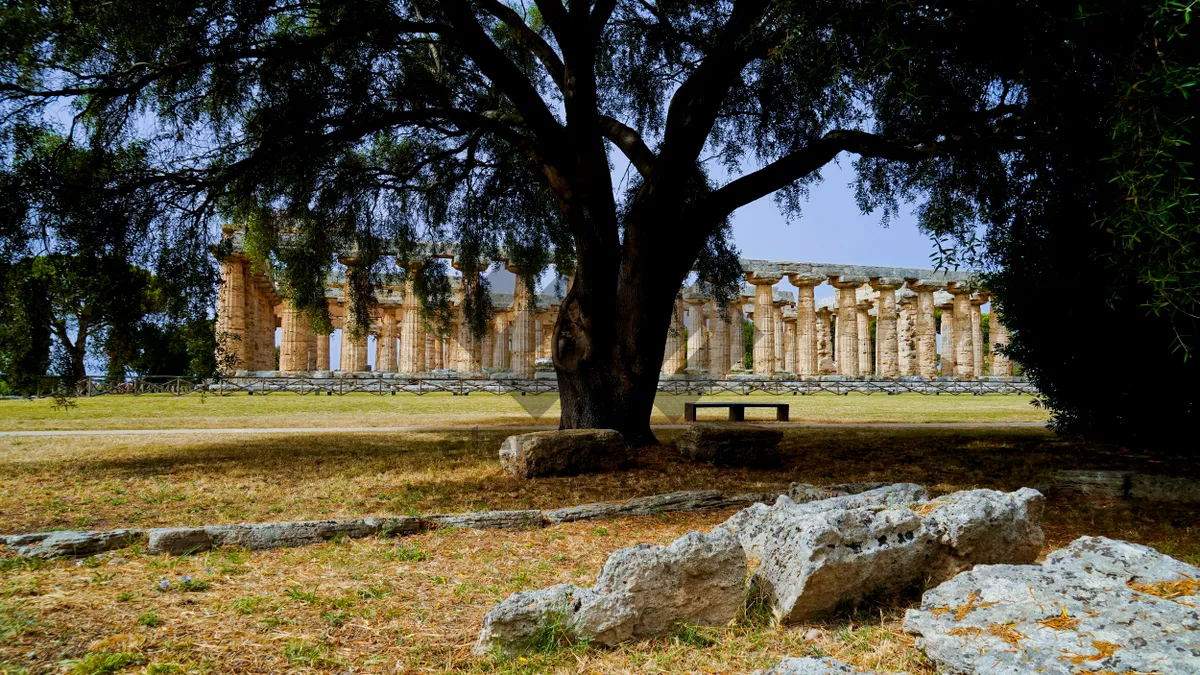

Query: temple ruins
left=215, top=230, right=1011, bottom=380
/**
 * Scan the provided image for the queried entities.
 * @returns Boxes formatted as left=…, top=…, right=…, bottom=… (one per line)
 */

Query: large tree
left=4, top=1, right=1153, bottom=441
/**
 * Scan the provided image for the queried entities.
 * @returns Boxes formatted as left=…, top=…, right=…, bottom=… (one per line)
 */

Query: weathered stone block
left=923, top=487, right=1045, bottom=579
left=1128, top=473, right=1200, bottom=502
left=904, top=536, right=1200, bottom=675
left=676, top=423, right=784, bottom=466
left=15, top=529, right=144, bottom=559
left=473, top=584, right=593, bottom=656
left=499, top=429, right=629, bottom=478
left=427, top=510, right=546, bottom=530
left=755, top=657, right=882, bottom=675
left=1045, top=469, right=1131, bottom=498
left=542, top=490, right=772, bottom=524
left=146, top=516, right=420, bottom=554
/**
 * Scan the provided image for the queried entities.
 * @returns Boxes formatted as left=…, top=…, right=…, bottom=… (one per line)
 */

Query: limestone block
left=426, top=510, right=547, bottom=530
left=1128, top=473, right=1200, bottom=502
left=572, top=528, right=748, bottom=646
left=903, top=536, right=1200, bottom=675
left=473, top=584, right=593, bottom=656
left=788, top=482, right=890, bottom=502
left=755, top=657, right=883, bottom=675
left=146, top=517, right=420, bottom=555
left=499, top=429, right=629, bottom=478
left=923, top=487, right=1045, bottom=579
left=15, top=529, right=144, bottom=559
left=676, top=423, right=784, bottom=466
left=542, top=490, right=772, bottom=524
left=1046, top=469, right=1131, bottom=498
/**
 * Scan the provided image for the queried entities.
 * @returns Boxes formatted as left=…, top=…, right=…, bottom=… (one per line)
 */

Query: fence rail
left=20, top=375, right=1038, bottom=398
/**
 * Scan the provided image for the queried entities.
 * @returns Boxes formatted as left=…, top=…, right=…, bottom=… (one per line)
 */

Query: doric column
left=457, top=316, right=482, bottom=374
left=897, top=294, right=917, bottom=376
left=481, top=314, right=495, bottom=370
left=492, top=313, right=510, bottom=371
left=937, top=298, right=956, bottom=376
left=991, top=310, right=1013, bottom=376
left=376, top=310, right=397, bottom=372
left=748, top=276, right=781, bottom=375
left=949, top=285, right=974, bottom=378
left=398, top=269, right=426, bottom=374
left=661, top=294, right=686, bottom=375
left=782, top=314, right=796, bottom=373
left=279, top=304, right=310, bottom=373
left=262, top=294, right=278, bottom=370
left=684, top=294, right=707, bottom=372
left=908, top=282, right=940, bottom=378
left=772, top=301, right=787, bottom=373
left=788, top=275, right=821, bottom=376
left=970, top=294, right=986, bottom=378
left=339, top=259, right=369, bottom=372
left=315, top=330, right=331, bottom=371
left=729, top=298, right=746, bottom=371
left=708, top=298, right=729, bottom=378
left=830, top=279, right=861, bottom=376
left=871, top=280, right=903, bottom=377
left=816, top=306, right=833, bottom=370
left=509, top=268, right=536, bottom=377
left=856, top=299, right=873, bottom=375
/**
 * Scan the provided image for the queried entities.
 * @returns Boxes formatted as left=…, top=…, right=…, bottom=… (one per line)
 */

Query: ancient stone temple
left=215, top=230, right=1014, bottom=380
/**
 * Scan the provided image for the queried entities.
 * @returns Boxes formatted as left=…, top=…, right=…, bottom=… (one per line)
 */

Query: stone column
left=340, top=260, right=370, bottom=372
left=492, top=313, right=510, bottom=371
left=856, top=299, right=873, bottom=376
left=897, top=294, right=917, bottom=376
left=509, top=269, right=536, bottom=377
left=661, top=295, right=686, bottom=375
left=708, top=298, right=729, bottom=378
left=261, top=294, right=278, bottom=370
left=685, top=295, right=707, bottom=373
left=949, top=285, right=974, bottom=379
left=457, top=316, right=482, bottom=374
left=971, top=294, right=986, bottom=378
left=772, top=301, right=787, bottom=373
left=938, top=298, right=956, bottom=376
left=871, top=280, right=903, bottom=377
left=991, top=311, right=1013, bottom=376
left=749, top=277, right=781, bottom=375
left=788, top=276, right=820, bottom=376
left=729, top=298, right=745, bottom=371
left=398, top=270, right=426, bottom=374
left=481, top=315, right=495, bottom=370
left=279, top=304, right=310, bottom=373
left=315, top=331, right=331, bottom=371
left=816, top=306, right=833, bottom=372
left=376, top=310, right=397, bottom=372
left=830, top=279, right=861, bottom=376
left=909, top=282, right=940, bottom=378
left=782, top=315, right=797, bottom=373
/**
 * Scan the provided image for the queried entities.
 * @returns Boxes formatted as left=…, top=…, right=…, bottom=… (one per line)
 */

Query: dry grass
left=0, top=392, right=1048, bottom=431
left=2, top=422, right=1199, bottom=674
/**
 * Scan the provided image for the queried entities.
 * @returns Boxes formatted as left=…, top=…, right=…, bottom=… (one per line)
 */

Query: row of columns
left=216, top=256, right=280, bottom=371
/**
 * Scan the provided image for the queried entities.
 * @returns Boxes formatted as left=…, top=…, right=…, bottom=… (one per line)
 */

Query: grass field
left=0, top=392, right=1048, bottom=431
left=2, top=422, right=1199, bottom=674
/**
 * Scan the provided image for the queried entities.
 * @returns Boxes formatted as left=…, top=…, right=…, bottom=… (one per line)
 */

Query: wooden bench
left=683, top=402, right=789, bottom=422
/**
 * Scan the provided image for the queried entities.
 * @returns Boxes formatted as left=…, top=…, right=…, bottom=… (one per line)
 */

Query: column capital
left=905, top=279, right=948, bottom=293
left=745, top=272, right=782, bottom=286
left=870, top=277, right=905, bottom=291
left=856, top=299, right=874, bottom=311
left=970, top=291, right=990, bottom=305
left=829, top=275, right=869, bottom=290
left=786, top=273, right=824, bottom=288
left=946, top=281, right=976, bottom=295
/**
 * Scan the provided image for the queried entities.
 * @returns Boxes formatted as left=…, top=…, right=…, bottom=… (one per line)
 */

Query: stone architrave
left=708, top=298, right=729, bottom=377
left=685, top=295, right=708, bottom=372
left=830, top=278, right=862, bottom=377
left=856, top=299, right=873, bottom=376
left=216, top=256, right=248, bottom=369
left=279, top=304, right=311, bottom=373
left=398, top=270, right=426, bottom=374
left=376, top=310, right=397, bottom=372
left=662, top=295, right=685, bottom=375
left=492, top=313, right=510, bottom=371
left=938, top=299, right=956, bottom=376
left=908, top=282, right=940, bottom=378
left=729, top=298, right=746, bottom=371
left=970, top=294, right=986, bottom=378
left=749, top=277, right=781, bottom=375
left=509, top=269, right=536, bottom=377
left=782, top=315, right=796, bottom=373
left=871, top=280, right=903, bottom=377
left=897, top=294, right=917, bottom=376
left=315, top=331, right=331, bottom=371
left=788, top=275, right=821, bottom=376
left=340, top=259, right=370, bottom=372
left=991, top=311, right=1012, bottom=376
left=949, top=285, right=974, bottom=378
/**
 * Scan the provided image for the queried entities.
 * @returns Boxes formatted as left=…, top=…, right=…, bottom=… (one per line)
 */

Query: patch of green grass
left=0, top=558, right=46, bottom=574
left=672, top=624, right=716, bottom=648
left=145, top=664, right=184, bottom=675
left=0, top=600, right=36, bottom=641
left=282, top=640, right=337, bottom=668
left=356, top=583, right=391, bottom=600
left=284, top=587, right=319, bottom=604
left=136, top=611, right=161, bottom=628
left=320, top=610, right=350, bottom=627
left=59, top=652, right=144, bottom=675
left=230, top=596, right=267, bottom=615
left=382, top=545, right=429, bottom=562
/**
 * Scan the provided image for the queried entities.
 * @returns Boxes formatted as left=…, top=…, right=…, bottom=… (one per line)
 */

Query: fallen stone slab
left=754, top=657, right=884, bottom=675
left=476, top=528, right=747, bottom=652
left=903, top=536, right=1200, bottom=675
left=1045, top=469, right=1131, bottom=498
left=543, top=489, right=775, bottom=524
left=16, top=529, right=144, bottom=559
left=676, top=422, right=784, bottom=466
left=726, top=486, right=1043, bottom=623
left=1128, top=473, right=1200, bottom=502
left=426, top=510, right=547, bottom=530
left=788, top=482, right=890, bottom=502
left=500, top=429, right=630, bottom=478
left=146, top=517, right=421, bottom=555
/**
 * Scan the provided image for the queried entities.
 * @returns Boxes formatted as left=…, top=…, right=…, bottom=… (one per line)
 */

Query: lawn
left=1, top=425, right=1198, bottom=674
left=0, top=392, right=1048, bottom=431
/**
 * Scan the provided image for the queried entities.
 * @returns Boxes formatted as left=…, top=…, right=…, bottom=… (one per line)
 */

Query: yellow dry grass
left=0, top=391, right=1048, bottom=431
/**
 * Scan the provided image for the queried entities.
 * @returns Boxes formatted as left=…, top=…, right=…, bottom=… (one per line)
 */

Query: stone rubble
left=499, top=429, right=630, bottom=478
left=676, top=422, right=784, bottom=466
left=542, top=490, right=774, bottom=524
left=754, top=657, right=885, bottom=675
left=904, top=535, right=1200, bottom=675
left=475, top=528, right=747, bottom=654
left=1048, top=468, right=1200, bottom=502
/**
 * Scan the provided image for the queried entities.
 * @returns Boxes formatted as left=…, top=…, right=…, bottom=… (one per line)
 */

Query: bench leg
left=729, top=407, right=745, bottom=422
left=776, top=406, right=789, bottom=422
left=684, top=402, right=696, bottom=422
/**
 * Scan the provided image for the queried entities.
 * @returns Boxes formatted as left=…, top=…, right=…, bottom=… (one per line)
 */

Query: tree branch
left=476, top=0, right=566, bottom=89
left=598, top=115, right=655, bottom=178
